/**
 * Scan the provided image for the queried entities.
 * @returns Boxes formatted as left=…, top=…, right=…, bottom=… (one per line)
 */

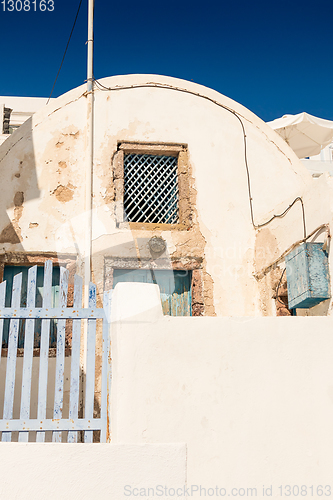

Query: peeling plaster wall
left=0, top=74, right=321, bottom=317
left=254, top=173, right=333, bottom=316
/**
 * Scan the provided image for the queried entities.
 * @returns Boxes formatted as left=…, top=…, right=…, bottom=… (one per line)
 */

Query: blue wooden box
left=285, top=242, right=330, bottom=309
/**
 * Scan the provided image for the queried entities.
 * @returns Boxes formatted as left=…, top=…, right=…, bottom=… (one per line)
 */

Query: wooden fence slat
left=18, top=266, right=37, bottom=442
left=0, top=418, right=103, bottom=432
left=0, top=262, right=111, bottom=444
left=36, top=260, right=53, bottom=443
left=52, top=266, right=69, bottom=442
left=84, top=282, right=96, bottom=443
left=100, top=290, right=112, bottom=443
left=0, top=307, right=106, bottom=319
left=68, top=274, right=82, bottom=443
left=2, top=272, right=22, bottom=442
left=0, top=280, right=7, bottom=371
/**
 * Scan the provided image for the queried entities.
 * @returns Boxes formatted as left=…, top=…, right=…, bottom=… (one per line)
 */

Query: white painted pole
left=85, top=0, right=94, bottom=303
left=83, top=0, right=94, bottom=378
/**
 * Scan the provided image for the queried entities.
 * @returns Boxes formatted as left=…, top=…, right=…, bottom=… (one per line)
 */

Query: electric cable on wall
left=47, top=0, right=83, bottom=104
left=276, top=267, right=287, bottom=306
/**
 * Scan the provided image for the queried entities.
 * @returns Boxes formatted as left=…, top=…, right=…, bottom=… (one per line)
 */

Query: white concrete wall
left=0, top=443, right=186, bottom=499
left=0, top=96, right=54, bottom=145
left=111, top=284, right=333, bottom=496
left=301, top=158, right=333, bottom=177
left=0, top=96, right=51, bottom=115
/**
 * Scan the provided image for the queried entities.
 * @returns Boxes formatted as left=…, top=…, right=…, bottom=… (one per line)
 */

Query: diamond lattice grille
left=124, top=153, right=179, bottom=224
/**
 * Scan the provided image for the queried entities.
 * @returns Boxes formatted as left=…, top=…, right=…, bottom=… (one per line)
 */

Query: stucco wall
left=0, top=74, right=330, bottom=316
left=111, top=284, right=333, bottom=494
left=0, top=443, right=186, bottom=499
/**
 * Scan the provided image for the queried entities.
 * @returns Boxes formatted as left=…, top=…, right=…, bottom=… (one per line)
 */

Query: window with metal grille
left=123, top=153, right=179, bottom=224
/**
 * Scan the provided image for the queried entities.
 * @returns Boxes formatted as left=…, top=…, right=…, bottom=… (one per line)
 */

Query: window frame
left=104, top=257, right=204, bottom=317
left=112, top=268, right=193, bottom=316
left=113, top=142, right=191, bottom=230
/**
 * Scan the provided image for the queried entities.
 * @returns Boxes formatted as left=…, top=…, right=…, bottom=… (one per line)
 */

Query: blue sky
left=1, top=0, right=332, bottom=121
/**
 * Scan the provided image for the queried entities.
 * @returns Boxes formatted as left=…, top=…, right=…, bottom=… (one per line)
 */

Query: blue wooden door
left=112, top=269, right=192, bottom=316
left=3, top=265, right=60, bottom=347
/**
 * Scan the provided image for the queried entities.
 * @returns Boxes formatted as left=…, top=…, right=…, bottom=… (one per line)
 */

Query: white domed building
left=0, top=74, right=331, bottom=317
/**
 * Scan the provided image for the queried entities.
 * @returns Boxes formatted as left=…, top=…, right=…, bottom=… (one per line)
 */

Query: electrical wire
left=47, top=0, right=83, bottom=105
left=255, top=223, right=330, bottom=280
left=92, top=78, right=307, bottom=237
left=276, top=268, right=287, bottom=306
left=253, top=196, right=306, bottom=238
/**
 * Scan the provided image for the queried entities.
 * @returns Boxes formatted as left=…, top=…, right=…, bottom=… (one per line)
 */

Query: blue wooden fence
left=0, top=261, right=111, bottom=443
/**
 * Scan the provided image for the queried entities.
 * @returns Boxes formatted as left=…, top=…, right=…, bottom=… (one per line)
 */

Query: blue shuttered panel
left=3, top=266, right=60, bottom=348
